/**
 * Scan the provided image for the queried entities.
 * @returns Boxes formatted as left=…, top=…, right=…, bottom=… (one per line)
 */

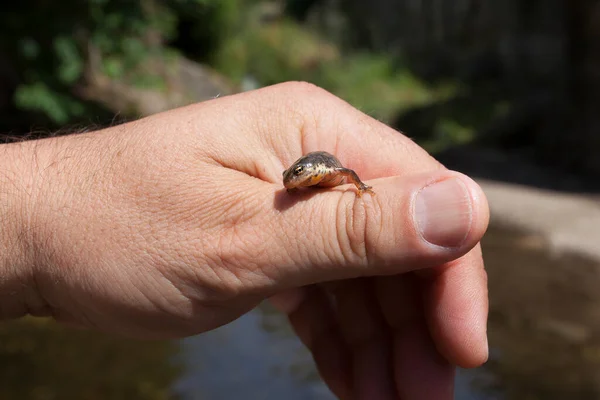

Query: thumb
left=263, top=170, right=489, bottom=289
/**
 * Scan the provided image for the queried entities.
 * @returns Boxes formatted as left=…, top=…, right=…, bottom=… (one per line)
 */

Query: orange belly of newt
left=309, top=174, right=323, bottom=186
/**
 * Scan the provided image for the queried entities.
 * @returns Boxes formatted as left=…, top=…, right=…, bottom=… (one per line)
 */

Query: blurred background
left=2, top=0, right=600, bottom=398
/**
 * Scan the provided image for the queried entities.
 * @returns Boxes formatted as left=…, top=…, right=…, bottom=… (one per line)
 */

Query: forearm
left=0, top=128, right=133, bottom=320
left=0, top=139, right=42, bottom=318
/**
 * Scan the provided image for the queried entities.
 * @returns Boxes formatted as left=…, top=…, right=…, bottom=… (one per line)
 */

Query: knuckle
left=335, top=194, right=384, bottom=266
left=275, top=81, right=343, bottom=112
left=254, top=82, right=338, bottom=139
left=278, top=81, right=330, bottom=97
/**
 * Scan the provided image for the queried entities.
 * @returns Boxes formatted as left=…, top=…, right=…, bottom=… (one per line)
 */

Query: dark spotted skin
left=282, top=151, right=374, bottom=197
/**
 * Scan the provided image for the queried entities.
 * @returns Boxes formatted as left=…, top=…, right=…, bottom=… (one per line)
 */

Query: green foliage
left=54, top=37, right=84, bottom=84
left=169, top=0, right=266, bottom=63
left=214, top=19, right=455, bottom=122
left=88, top=1, right=178, bottom=78
left=320, top=54, right=456, bottom=121
left=14, top=82, right=84, bottom=125
left=3, top=0, right=473, bottom=150
left=2, top=0, right=216, bottom=126
left=216, top=20, right=337, bottom=82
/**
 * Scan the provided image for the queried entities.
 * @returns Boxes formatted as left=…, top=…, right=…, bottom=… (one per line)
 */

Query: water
left=1, top=226, right=599, bottom=399
left=173, top=307, right=335, bottom=400
left=172, top=303, right=496, bottom=400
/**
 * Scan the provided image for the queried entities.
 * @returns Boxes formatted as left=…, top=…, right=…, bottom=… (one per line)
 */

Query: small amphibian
left=282, top=151, right=374, bottom=197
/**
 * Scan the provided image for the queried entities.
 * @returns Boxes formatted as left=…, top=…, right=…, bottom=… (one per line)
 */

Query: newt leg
left=335, top=168, right=375, bottom=197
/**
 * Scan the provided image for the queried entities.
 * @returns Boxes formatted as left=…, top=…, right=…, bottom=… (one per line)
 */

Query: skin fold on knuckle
left=334, top=192, right=385, bottom=270
left=258, top=82, right=339, bottom=154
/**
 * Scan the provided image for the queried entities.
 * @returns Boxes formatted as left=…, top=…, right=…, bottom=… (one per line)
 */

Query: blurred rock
left=78, top=52, right=237, bottom=117
left=437, top=144, right=600, bottom=261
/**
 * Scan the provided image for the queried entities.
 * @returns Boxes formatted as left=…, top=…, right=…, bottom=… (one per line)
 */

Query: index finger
left=183, top=82, right=444, bottom=183
left=275, top=82, right=445, bottom=178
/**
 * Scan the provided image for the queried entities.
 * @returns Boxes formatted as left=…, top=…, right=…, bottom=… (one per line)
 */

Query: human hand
left=1, top=82, right=489, bottom=399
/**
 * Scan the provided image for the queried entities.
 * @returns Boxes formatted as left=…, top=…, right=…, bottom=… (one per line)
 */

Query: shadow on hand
left=273, top=187, right=328, bottom=211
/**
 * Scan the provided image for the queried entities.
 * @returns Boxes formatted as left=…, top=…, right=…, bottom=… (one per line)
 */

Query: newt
left=282, top=151, right=374, bottom=197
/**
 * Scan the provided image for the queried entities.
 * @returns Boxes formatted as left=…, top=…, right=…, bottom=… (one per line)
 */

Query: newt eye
left=293, top=165, right=304, bottom=175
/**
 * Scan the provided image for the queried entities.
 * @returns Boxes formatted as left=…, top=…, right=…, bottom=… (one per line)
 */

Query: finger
left=261, top=169, right=489, bottom=290
left=268, top=82, right=444, bottom=178
left=252, top=81, right=443, bottom=178
left=273, top=286, right=353, bottom=400
left=393, top=322, right=456, bottom=399
left=375, top=274, right=455, bottom=400
left=418, top=245, right=489, bottom=367
left=331, top=279, right=397, bottom=400
left=179, top=82, right=443, bottom=184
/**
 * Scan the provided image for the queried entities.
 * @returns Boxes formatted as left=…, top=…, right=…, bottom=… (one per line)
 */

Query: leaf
left=14, top=83, right=69, bottom=124
left=54, top=36, right=83, bottom=84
